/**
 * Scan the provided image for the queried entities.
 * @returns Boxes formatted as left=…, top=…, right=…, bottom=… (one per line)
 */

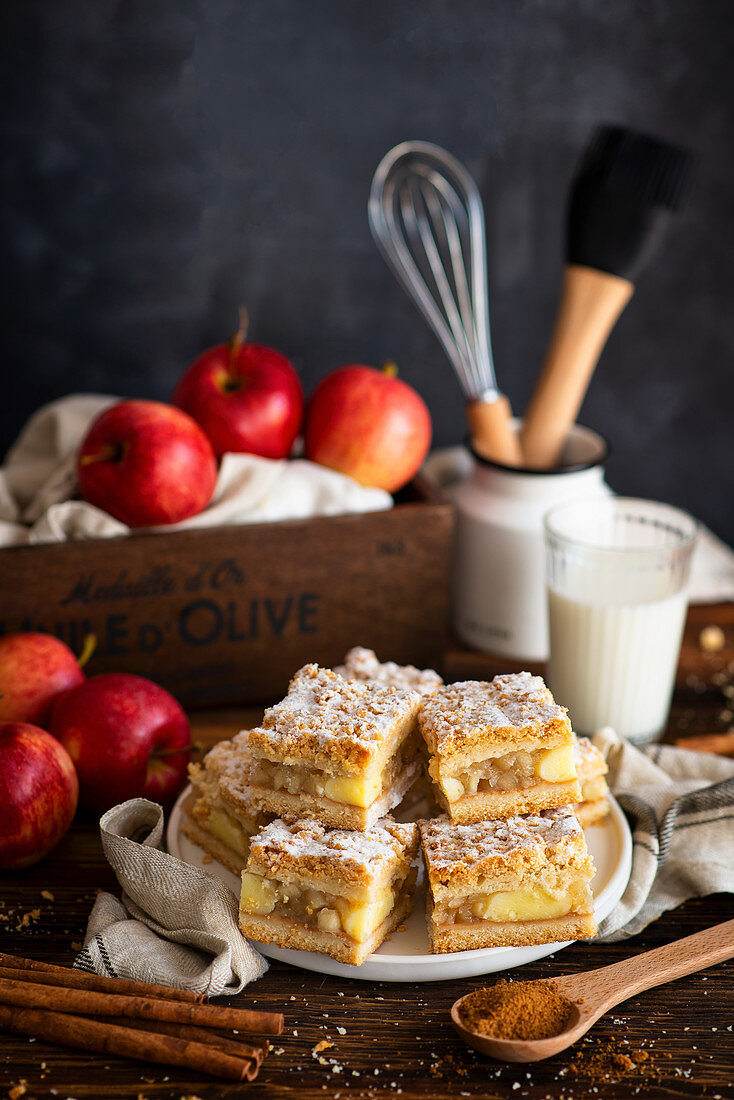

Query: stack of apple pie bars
left=183, top=651, right=608, bottom=963
left=185, top=658, right=428, bottom=964
left=417, top=673, right=601, bottom=952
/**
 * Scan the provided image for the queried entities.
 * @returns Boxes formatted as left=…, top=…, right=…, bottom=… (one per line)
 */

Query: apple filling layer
left=195, top=802, right=256, bottom=858
left=437, top=742, right=577, bottom=802
left=240, top=871, right=397, bottom=942
left=580, top=775, right=609, bottom=804
left=248, top=730, right=420, bottom=809
left=435, top=878, right=591, bottom=926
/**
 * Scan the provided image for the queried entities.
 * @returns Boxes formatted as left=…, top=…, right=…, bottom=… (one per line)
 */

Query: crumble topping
left=335, top=646, right=443, bottom=695
left=420, top=673, right=570, bottom=755
left=419, top=806, right=583, bottom=870
left=251, top=664, right=421, bottom=769
left=575, top=736, right=608, bottom=778
left=188, top=732, right=250, bottom=796
left=249, top=816, right=418, bottom=879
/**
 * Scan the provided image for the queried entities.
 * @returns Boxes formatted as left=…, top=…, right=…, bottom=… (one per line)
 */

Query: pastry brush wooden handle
left=466, top=393, right=523, bottom=466
left=521, top=264, right=634, bottom=468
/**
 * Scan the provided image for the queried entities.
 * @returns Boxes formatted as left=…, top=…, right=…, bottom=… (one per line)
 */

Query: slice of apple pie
left=419, top=672, right=581, bottom=824
left=335, top=646, right=443, bottom=695
left=220, top=664, right=423, bottom=832
left=182, top=733, right=269, bottom=875
left=419, top=806, right=597, bottom=953
left=573, top=736, right=610, bottom=827
left=238, top=816, right=420, bottom=965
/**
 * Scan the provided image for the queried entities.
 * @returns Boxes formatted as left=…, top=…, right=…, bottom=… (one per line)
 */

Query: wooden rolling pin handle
left=466, top=394, right=524, bottom=467
left=520, top=264, right=634, bottom=469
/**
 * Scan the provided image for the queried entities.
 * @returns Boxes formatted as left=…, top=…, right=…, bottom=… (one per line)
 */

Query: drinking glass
left=544, top=497, right=698, bottom=743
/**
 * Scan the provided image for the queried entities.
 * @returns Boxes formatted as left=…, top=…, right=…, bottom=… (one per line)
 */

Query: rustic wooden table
left=2, top=605, right=733, bottom=1100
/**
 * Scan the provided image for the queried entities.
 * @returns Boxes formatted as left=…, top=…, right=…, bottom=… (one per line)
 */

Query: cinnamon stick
left=0, top=1004, right=258, bottom=1081
left=100, top=1015, right=266, bottom=1065
left=0, top=962, right=207, bottom=1004
left=674, top=731, right=734, bottom=757
left=0, top=953, right=205, bottom=1003
left=0, top=977, right=284, bottom=1035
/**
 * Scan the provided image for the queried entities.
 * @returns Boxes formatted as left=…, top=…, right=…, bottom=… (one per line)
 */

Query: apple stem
left=78, top=442, right=122, bottom=467
left=228, top=305, right=250, bottom=370
left=152, top=742, right=199, bottom=759
left=77, top=633, right=97, bottom=669
left=382, top=360, right=399, bottom=377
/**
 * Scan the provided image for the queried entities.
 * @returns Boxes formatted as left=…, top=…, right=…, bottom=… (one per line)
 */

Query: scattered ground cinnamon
left=459, top=979, right=572, bottom=1041
left=568, top=1039, right=664, bottom=1083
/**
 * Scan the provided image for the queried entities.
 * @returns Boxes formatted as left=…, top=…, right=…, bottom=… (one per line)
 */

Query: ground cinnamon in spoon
left=459, top=979, right=573, bottom=1041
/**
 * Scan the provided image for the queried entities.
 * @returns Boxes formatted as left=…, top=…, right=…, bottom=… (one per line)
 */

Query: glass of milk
left=544, top=497, right=698, bottom=743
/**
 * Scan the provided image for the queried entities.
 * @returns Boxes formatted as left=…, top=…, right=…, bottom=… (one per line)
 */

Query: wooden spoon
left=451, top=917, right=734, bottom=1063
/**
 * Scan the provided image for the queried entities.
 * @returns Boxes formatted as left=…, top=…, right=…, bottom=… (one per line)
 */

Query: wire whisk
left=369, top=141, right=522, bottom=465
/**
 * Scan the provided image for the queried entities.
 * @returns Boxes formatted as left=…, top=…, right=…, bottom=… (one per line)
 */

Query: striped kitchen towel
left=74, top=799, right=267, bottom=995
left=594, top=727, right=734, bottom=940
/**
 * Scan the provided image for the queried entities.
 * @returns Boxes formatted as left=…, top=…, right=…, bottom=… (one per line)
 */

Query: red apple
left=0, top=632, right=86, bottom=725
left=77, top=400, right=218, bottom=527
left=172, top=308, right=303, bottom=459
left=50, top=673, right=191, bottom=812
left=0, top=722, right=79, bottom=870
left=305, top=364, right=432, bottom=492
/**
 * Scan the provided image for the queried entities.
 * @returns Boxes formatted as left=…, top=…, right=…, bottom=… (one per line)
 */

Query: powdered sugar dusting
left=420, top=806, right=583, bottom=869
left=574, top=736, right=608, bottom=778
left=335, top=646, right=443, bottom=696
left=255, top=664, right=421, bottom=759
left=420, top=672, right=570, bottom=753
left=189, top=732, right=250, bottom=795
left=250, top=815, right=418, bottom=878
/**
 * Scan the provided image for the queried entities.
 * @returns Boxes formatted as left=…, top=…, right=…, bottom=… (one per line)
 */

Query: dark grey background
left=2, top=1, right=732, bottom=539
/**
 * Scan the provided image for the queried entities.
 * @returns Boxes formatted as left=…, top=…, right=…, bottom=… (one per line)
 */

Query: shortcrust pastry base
left=426, top=898, right=597, bottom=953
left=239, top=870, right=418, bottom=966
left=436, top=778, right=582, bottom=825
left=575, top=797, right=609, bottom=828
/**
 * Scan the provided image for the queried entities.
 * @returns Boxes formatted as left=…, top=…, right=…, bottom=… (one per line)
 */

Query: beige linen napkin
left=594, top=728, right=734, bottom=941
left=73, top=799, right=267, bottom=995
left=0, top=394, right=392, bottom=545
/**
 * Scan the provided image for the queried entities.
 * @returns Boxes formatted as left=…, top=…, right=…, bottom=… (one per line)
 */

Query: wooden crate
left=0, top=482, right=453, bottom=708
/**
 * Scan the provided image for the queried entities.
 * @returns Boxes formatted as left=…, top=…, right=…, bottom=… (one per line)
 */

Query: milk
left=548, top=576, right=688, bottom=740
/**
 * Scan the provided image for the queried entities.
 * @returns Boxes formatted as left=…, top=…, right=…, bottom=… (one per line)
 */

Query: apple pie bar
left=335, top=646, right=443, bottom=695
left=419, top=672, right=581, bottom=824
left=573, top=736, right=610, bottom=827
left=419, top=806, right=597, bottom=953
left=238, top=816, right=420, bottom=965
left=220, top=664, right=423, bottom=832
left=182, top=733, right=269, bottom=874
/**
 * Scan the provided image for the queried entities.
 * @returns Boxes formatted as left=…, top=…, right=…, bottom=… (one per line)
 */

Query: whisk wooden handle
left=466, top=394, right=523, bottom=467
left=520, top=264, right=634, bottom=469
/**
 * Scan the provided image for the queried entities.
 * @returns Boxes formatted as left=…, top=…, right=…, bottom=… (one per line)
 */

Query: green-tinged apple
left=173, top=308, right=303, bottom=459
left=0, top=723, right=79, bottom=870
left=50, top=673, right=191, bottom=812
left=0, top=632, right=89, bottom=725
left=77, top=400, right=218, bottom=527
left=304, top=364, right=432, bottom=492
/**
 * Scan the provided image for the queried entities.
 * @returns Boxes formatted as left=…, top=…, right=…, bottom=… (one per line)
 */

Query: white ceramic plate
left=167, top=786, right=632, bottom=982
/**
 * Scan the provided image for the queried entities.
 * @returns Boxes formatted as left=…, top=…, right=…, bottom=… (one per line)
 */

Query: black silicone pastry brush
left=521, top=125, right=694, bottom=468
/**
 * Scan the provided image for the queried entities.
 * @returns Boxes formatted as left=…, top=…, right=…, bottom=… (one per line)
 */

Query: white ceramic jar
left=452, top=423, right=610, bottom=661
